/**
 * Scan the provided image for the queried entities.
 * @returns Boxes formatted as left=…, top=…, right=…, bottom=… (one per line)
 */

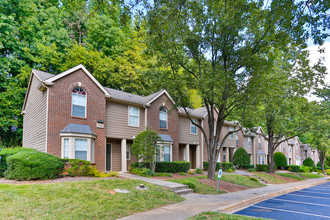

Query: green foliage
left=195, top=168, right=203, bottom=174
left=187, top=170, right=195, bottom=175
left=203, top=162, right=220, bottom=171
left=317, top=162, right=328, bottom=170
left=226, top=168, right=234, bottom=173
left=288, top=165, right=300, bottom=172
left=303, top=158, right=315, bottom=167
left=325, top=169, right=330, bottom=175
left=179, top=172, right=187, bottom=176
left=242, top=164, right=255, bottom=169
left=233, top=148, right=251, bottom=169
left=130, top=168, right=154, bottom=177
left=4, top=151, right=64, bottom=180
left=249, top=177, right=259, bottom=183
left=220, top=162, right=234, bottom=171
left=181, top=180, right=197, bottom=192
left=153, top=173, right=172, bottom=177
left=256, top=164, right=269, bottom=172
left=274, top=152, right=288, bottom=168
left=248, top=168, right=256, bottom=172
left=131, top=130, right=160, bottom=172
left=299, top=166, right=310, bottom=173
left=130, top=161, right=190, bottom=173
left=0, top=147, right=34, bottom=176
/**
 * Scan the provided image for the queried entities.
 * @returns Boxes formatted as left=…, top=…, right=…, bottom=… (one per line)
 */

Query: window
left=64, top=138, right=69, bottom=159
left=248, top=137, right=252, bottom=147
left=164, top=145, right=170, bottom=161
left=283, top=143, right=285, bottom=152
left=75, top=139, right=87, bottom=160
left=156, top=144, right=171, bottom=162
left=128, top=106, right=139, bottom=127
left=262, top=156, right=265, bottom=164
left=223, top=150, right=226, bottom=162
left=126, top=145, right=131, bottom=160
left=159, top=107, right=167, bottom=129
left=91, top=140, right=95, bottom=163
left=190, top=119, right=197, bottom=134
left=229, top=127, right=234, bottom=139
left=258, top=136, right=261, bottom=149
left=72, top=87, right=86, bottom=117
left=236, top=134, right=239, bottom=146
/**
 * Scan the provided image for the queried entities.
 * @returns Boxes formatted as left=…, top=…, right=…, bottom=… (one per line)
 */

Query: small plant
left=130, top=168, right=154, bottom=177
left=248, top=168, right=256, bottom=172
left=195, top=168, right=203, bottom=174
left=325, top=169, right=330, bottom=175
left=182, top=180, right=197, bottom=191
left=187, top=170, right=195, bottom=175
left=153, top=173, right=173, bottom=177
left=179, top=172, right=187, bottom=176
left=299, top=166, right=310, bottom=173
left=249, top=176, right=259, bottom=183
left=225, top=168, right=233, bottom=173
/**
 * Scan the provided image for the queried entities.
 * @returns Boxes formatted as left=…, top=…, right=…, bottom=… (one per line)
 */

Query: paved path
left=118, top=176, right=329, bottom=220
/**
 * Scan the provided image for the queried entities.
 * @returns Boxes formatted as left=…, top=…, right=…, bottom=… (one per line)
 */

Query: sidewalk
left=118, top=176, right=329, bottom=220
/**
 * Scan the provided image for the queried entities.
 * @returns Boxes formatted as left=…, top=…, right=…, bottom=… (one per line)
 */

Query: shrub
left=325, top=169, right=330, bottom=175
left=195, top=168, right=203, bottom=174
left=242, top=164, right=255, bottom=169
left=153, top=173, right=172, bottom=177
left=179, top=172, right=187, bottom=176
left=203, top=162, right=220, bottom=171
left=249, top=176, right=259, bottom=183
left=4, top=151, right=64, bottom=180
left=248, top=168, right=256, bottom=172
left=256, top=164, right=269, bottom=172
left=299, top=166, right=310, bottom=173
left=182, top=180, right=197, bottom=192
left=187, top=170, right=195, bottom=175
left=303, top=158, right=315, bottom=167
left=130, top=168, right=154, bottom=177
left=288, top=165, right=300, bottom=172
left=233, top=148, right=250, bottom=169
left=130, top=161, right=190, bottom=173
left=220, top=162, right=234, bottom=171
left=317, top=162, right=328, bottom=170
left=274, top=152, right=287, bottom=168
left=225, top=168, right=233, bottom=173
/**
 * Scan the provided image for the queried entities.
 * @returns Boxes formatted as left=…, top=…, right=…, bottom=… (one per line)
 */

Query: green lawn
left=276, top=173, right=305, bottom=181
left=220, top=174, right=266, bottom=188
left=0, top=179, right=184, bottom=219
left=167, top=176, right=226, bottom=194
left=252, top=173, right=288, bottom=184
left=300, top=173, right=324, bottom=179
left=189, top=211, right=269, bottom=220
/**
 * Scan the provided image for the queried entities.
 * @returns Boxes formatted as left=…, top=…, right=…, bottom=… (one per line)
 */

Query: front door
left=106, top=144, right=111, bottom=171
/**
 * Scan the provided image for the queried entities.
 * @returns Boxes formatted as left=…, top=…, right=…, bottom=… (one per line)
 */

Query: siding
left=22, top=74, right=47, bottom=152
left=106, top=102, right=145, bottom=139
left=221, top=125, right=236, bottom=148
left=112, top=143, right=121, bottom=171
left=179, top=116, right=200, bottom=144
left=243, top=136, right=253, bottom=154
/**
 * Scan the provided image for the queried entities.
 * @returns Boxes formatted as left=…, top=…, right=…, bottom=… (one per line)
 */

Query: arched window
left=72, top=87, right=86, bottom=117
left=159, top=106, right=167, bottom=129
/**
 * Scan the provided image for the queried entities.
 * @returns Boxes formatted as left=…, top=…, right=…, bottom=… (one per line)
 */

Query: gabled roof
left=32, top=69, right=55, bottom=81
left=60, top=123, right=96, bottom=136
left=178, top=107, right=207, bottom=118
left=145, top=89, right=176, bottom=105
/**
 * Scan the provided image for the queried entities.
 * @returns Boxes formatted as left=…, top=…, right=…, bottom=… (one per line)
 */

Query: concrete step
left=171, top=185, right=190, bottom=191
left=174, top=188, right=194, bottom=195
left=252, top=175, right=268, bottom=184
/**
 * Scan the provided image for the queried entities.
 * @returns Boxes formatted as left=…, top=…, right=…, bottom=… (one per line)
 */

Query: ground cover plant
left=189, top=211, right=267, bottom=220
left=217, top=174, right=266, bottom=188
left=276, top=173, right=305, bottom=181
left=252, top=173, right=288, bottom=184
left=300, top=173, right=323, bottom=179
left=0, top=179, right=184, bottom=219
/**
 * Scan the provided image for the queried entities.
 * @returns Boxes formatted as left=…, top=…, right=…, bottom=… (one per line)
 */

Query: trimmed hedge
left=274, top=152, right=287, bottom=168
left=0, top=147, right=34, bottom=177
left=233, top=148, right=250, bottom=169
left=4, top=151, right=64, bottom=180
left=203, top=162, right=220, bottom=171
left=303, top=158, right=315, bottom=167
left=130, top=161, right=190, bottom=173
left=242, top=164, right=255, bottom=169
left=288, top=165, right=300, bottom=172
left=203, top=162, right=234, bottom=171
left=256, top=164, right=269, bottom=172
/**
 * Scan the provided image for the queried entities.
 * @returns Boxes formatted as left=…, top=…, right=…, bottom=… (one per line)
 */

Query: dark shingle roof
left=60, top=123, right=96, bottom=135
left=32, top=69, right=55, bottom=81
left=159, top=134, right=173, bottom=142
left=178, top=107, right=207, bottom=118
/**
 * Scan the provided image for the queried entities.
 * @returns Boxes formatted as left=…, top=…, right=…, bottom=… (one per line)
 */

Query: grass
left=252, top=173, right=288, bottom=184
left=189, top=211, right=268, bottom=220
left=0, top=179, right=184, bottom=219
left=276, top=173, right=305, bottom=181
left=300, top=173, right=324, bottom=179
left=167, top=176, right=226, bottom=194
left=219, top=174, right=266, bottom=188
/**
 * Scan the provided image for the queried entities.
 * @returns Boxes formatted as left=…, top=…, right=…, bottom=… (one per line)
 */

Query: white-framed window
left=236, top=134, right=239, bottom=146
left=128, top=106, right=140, bottom=127
left=258, top=156, right=265, bottom=164
left=72, top=87, right=87, bottom=118
left=283, top=143, right=285, bottom=152
left=190, top=119, right=197, bottom=134
left=75, top=139, right=88, bottom=160
left=127, top=144, right=131, bottom=160
left=248, top=137, right=252, bottom=147
left=156, top=144, right=172, bottom=162
left=258, top=136, right=261, bottom=149
left=64, top=138, right=69, bottom=159
left=223, top=150, right=226, bottom=162
left=229, top=127, right=234, bottom=139
left=159, top=107, right=167, bottom=129
left=91, top=139, right=95, bottom=163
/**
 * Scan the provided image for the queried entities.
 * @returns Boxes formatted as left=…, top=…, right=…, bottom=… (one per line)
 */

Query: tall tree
left=145, top=0, right=329, bottom=179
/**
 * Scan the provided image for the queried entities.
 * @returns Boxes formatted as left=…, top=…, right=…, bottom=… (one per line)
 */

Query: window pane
left=129, top=115, right=139, bottom=126
left=156, top=145, right=160, bottom=162
left=75, top=139, right=87, bottom=161
left=72, top=105, right=85, bottom=117
left=91, top=140, right=94, bottom=163
left=191, top=119, right=197, bottom=134
left=164, top=146, right=170, bottom=162
left=64, top=138, right=69, bottom=159
left=160, top=120, right=167, bottom=129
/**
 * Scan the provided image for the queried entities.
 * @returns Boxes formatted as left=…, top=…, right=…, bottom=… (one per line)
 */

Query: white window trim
left=60, top=134, right=95, bottom=162
left=128, top=106, right=140, bottom=127
left=71, top=88, right=87, bottom=118
left=159, top=107, right=168, bottom=129
left=156, top=142, right=172, bottom=162
left=190, top=119, right=197, bottom=135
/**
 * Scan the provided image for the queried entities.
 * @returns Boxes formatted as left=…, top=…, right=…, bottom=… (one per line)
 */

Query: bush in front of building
left=4, top=151, right=64, bottom=180
left=256, top=164, right=269, bottom=172
left=299, top=166, right=310, bottom=173
left=242, top=164, right=255, bottom=169
left=288, top=165, right=300, bottom=172
left=0, top=147, right=34, bottom=177
left=233, top=148, right=251, bottom=169
left=317, top=161, right=328, bottom=170
left=274, top=152, right=287, bottom=169
left=130, top=161, right=190, bottom=173
left=220, top=162, right=235, bottom=171
left=303, top=158, right=315, bottom=167
left=203, top=162, right=221, bottom=171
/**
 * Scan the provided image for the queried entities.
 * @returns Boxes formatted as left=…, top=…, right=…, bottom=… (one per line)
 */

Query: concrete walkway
left=119, top=175, right=329, bottom=220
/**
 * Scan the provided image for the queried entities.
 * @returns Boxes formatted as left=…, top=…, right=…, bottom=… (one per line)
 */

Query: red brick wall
left=147, top=94, right=180, bottom=161
left=47, top=69, right=106, bottom=171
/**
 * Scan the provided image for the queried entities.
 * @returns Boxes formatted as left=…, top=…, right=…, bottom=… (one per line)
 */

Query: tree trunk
left=319, top=150, right=326, bottom=173
left=207, top=158, right=216, bottom=180
left=268, top=136, right=275, bottom=173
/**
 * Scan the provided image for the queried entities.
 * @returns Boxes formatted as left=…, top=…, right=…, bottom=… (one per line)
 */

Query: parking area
left=235, top=182, right=330, bottom=220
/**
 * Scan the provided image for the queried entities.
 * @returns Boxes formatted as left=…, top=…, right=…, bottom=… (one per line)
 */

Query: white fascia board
left=146, top=90, right=176, bottom=105
left=59, top=132, right=96, bottom=138
left=44, top=64, right=111, bottom=98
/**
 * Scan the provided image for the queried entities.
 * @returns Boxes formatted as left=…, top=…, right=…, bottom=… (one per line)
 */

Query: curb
left=211, top=178, right=329, bottom=214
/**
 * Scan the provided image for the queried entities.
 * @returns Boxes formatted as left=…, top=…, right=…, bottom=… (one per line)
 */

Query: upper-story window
left=159, top=106, right=167, bottom=129
left=72, top=87, right=86, bottom=118
left=236, top=133, right=238, bottom=146
left=190, top=119, right=197, bottom=134
left=283, top=143, right=286, bottom=152
left=248, top=137, right=252, bottom=147
left=258, top=136, right=261, bottom=149
left=128, top=106, right=140, bottom=127
left=229, top=127, right=234, bottom=139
